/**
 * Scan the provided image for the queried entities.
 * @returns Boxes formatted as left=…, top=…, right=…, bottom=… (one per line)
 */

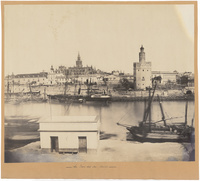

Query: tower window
left=142, top=77, right=145, bottom=81
left=143, top=70, right=144, bottom=71
left=138, top=70, right=139, bottom=71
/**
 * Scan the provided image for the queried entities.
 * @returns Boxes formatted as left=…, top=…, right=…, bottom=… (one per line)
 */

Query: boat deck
left=126, top=131, right=189, bottom=143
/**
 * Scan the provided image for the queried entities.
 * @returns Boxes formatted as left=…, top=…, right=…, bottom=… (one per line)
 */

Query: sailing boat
left=117, top=83, right=194, bottom=143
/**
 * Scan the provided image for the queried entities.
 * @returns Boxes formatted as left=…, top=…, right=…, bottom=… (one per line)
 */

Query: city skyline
left=5, top=53, right=194, bottom=76
left=4, top=4, right=194, bottom=75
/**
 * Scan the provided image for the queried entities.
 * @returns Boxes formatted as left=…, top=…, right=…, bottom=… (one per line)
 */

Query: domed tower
left=76, top=52, right=83, bottom=68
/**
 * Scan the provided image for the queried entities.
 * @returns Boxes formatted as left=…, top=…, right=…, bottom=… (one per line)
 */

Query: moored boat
left=117, top=83, right=194, bottom=143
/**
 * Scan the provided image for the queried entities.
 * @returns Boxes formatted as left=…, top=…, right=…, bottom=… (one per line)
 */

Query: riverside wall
left=5, top=84, right=194, bottom=101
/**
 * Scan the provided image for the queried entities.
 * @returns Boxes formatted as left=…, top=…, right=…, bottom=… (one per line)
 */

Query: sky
left=4, top=3, right=195, bottom=75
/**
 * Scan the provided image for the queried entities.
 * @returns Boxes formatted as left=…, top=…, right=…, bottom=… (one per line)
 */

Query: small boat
left=91, top=94, right=110, bottom=98
left=86, top=93, right=112, bottom=102
left=117, top=83, right=194, bottom=143
left=84, top=82, right=112, bottom=103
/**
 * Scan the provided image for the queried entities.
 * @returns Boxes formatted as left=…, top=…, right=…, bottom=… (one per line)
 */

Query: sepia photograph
left=1, top=0, right=198, bottom=179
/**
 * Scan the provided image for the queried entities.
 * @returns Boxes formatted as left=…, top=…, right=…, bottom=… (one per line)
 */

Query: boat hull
left=48, top=94, right=112, bottom=103
left=127, top=127, right=193, bottom=143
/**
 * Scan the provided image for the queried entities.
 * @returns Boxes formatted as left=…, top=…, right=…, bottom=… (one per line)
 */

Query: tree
left=120, top=78, right=130, bottom=90
left=152, top=76, right=162, bottom=84
left=180, top=75, right=189, bottom=86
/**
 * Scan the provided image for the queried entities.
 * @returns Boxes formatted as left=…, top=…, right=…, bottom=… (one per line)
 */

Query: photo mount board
left=1, top=1, right=199, bottom=179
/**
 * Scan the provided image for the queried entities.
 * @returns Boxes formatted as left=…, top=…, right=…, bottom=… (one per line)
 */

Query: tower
left=50, top=65, right=54, bottom=73
left=76, top=52, right=83, bottom=68
left=133, top=46, right=152, bottom=90
left=139, top=45, right=145, bottom=63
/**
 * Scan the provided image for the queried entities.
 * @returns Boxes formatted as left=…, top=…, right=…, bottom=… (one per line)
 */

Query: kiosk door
left=78, top=136, right=87, bottom=153
left=51, top=136, right=59, bottom=152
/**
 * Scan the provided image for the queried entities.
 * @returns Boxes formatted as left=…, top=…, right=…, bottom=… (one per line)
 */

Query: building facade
left=39, top=116, right=100, bottom=153
left=47, top=66, right=57, bottom=85
left=55, top=73, right=66, bottom=85
left=66, top=53, right=97, bottom=76
left=152, top=71, right=178, bottom=85
left=13, top=72, right=48, bottom=85
left=133, top=46, right=152, bottom=90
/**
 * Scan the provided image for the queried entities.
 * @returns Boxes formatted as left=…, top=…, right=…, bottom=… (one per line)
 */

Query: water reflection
left=5, top=101, right=195, bottom=135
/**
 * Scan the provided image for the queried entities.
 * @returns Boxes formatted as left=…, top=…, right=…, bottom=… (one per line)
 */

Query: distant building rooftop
left=152, top=71, right=178, bottom=75
left=15, top=72, right=48, bottom=78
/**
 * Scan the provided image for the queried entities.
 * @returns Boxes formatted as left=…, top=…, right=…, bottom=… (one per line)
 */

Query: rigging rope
left=117, top=107, right=135, bottom=124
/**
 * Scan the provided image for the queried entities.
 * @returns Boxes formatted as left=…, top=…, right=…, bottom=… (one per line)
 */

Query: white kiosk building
left=39, top=116, right=100, bottom=153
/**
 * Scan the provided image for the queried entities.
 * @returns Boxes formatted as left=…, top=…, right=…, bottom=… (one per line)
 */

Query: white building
left=152, top=71, right=178, bottom=85
left=13, top=72, right=48, bottom=85
left=55, top=73, right=66, bottom=85
left=133, top=46, right=152, bottom=90
left=47, top=66, right=66, bottom=85
left=39, top=116, right=100, bottom=153
left=47, top=65, right=57, bottom=85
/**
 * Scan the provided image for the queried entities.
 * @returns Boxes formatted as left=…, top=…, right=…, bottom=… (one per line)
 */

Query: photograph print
left=3, top=1, right=197, bottom=163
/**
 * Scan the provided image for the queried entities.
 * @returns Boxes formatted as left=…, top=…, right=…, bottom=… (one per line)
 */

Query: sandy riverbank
left=5, top=136, right=194, bottom=163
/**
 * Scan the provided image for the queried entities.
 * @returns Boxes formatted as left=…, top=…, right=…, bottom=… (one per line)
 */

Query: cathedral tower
left=76, top=52, right=83, bottom=68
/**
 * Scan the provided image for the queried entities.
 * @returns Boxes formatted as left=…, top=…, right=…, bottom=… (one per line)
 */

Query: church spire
left=76, top=52, right=82, bottom=68
left=77, top=52, right=81, bottom=61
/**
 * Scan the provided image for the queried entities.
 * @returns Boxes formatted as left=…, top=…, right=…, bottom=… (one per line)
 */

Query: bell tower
left=76, top=52, right=83, bottom=68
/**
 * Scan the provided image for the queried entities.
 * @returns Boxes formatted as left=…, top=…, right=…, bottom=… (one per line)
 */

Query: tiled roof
left=15, top=72, right=48, bottom=78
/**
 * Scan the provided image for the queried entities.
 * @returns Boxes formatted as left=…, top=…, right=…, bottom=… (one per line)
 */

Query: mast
left=64, top=70, right=69, bottom=96
left=78, top=83, right=81, bottom=95
left=143, top=98, right=147, bottom=122
left=29, top=83, right=33, bottom=100
left=12, top=80, right=14, bottom=93
left=44, top=87, right=47, bottom=100
left=29, top=83, right=32, bottom=93
left=49, top=96, right=52, bottom=120
left=191, top=112, right=194, bottom=127
left=7, top=79, right=9, bottom=94
left=148, top=88, right=151, bottom=131
left=143, top=83, right=157, bottom=123
left=185, top=100, right=188, bottom=126
left=87, top=79, right=92, bottom=96
left=74, top=83, right=77, bottom=95
left=64, top=82, right=67, bottom=95
left=157, top=95, right=166, bottom=126
left=106, top=85, right=108, bottom=95
left=6, top=78, right=10, bottom=100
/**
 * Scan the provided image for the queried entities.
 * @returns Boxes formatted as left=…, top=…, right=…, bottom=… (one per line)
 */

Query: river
left=5, top=100, right=195, bottom=135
